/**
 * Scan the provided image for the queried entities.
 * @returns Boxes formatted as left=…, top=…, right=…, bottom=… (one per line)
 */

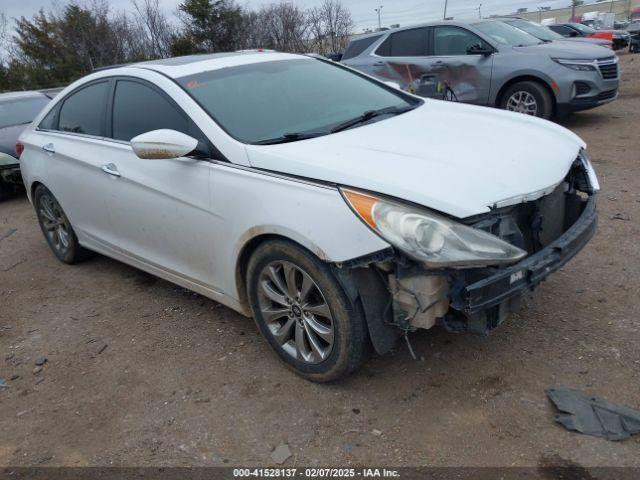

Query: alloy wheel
left=38, top=193, right=71, bottom=255
left=257, top=261, right=335, bottom=364
left=506, top=91, right=538, bottom=116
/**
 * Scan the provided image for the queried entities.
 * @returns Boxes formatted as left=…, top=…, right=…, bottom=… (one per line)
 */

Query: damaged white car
left=17, top=52, right=599, bottom=381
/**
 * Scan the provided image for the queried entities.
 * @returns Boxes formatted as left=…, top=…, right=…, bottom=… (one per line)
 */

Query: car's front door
left=100, top=78, right=219, bottom=289
left=424, top=25, right=494, bottom=105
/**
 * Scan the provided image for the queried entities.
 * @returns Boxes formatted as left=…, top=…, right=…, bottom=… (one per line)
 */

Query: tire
left=500, top=81, right=553, bottom=120
left=33, top=184, right=93, bottom=264
left=247, top=239, right=369, bottom=382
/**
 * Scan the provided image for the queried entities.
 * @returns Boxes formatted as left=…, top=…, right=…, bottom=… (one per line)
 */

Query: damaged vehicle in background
left=341, top=20, right=619, bottom=119
left=496, top=17, right=613, bottom=49
left=18, top=52, right=599, bottom=381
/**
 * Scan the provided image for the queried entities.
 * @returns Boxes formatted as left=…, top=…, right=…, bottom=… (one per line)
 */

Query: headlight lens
left=552, top=58, right=598, bottom=71
left=342, top=189, right=527, bottom=268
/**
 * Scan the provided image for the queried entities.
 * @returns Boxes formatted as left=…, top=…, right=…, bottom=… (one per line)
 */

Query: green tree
left=172, top=0, right=244, bottom=54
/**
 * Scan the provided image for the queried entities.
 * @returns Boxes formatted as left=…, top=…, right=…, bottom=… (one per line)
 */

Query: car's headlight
left=341, top=189, right=527, bottom=268
left=552, top=58, right=598, bottom=71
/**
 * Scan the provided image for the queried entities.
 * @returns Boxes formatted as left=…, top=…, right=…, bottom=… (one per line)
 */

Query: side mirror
left=383, top=80, right=402, bottom=89
left=568, top=31, right=579, bottom=37
left=466, top=43, right=493, bottom=55
left=130, top=129, right=198, bottom=160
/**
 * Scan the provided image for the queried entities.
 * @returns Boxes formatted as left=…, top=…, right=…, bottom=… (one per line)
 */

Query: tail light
left=15, top=142, right=24, bottom=159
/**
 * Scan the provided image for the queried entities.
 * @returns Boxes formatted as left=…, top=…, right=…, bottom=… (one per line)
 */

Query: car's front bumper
left=463, top=195, right=597, bottom=314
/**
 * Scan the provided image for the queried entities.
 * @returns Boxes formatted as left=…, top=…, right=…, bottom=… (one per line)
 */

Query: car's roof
left=351, top=20, right=483, bottom=41
left=129, top=51, right=307, bottom=79
left=0, top=90, right=48, bottom=102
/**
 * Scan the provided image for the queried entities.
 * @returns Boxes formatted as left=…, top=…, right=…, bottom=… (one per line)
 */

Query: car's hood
left=0, top=124, right=27, bottom=156
left=245, top=101, right=585, bottom=219
left=513, top=41, right=614, bottom=58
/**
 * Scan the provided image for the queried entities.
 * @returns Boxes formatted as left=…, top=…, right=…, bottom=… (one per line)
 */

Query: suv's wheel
left=34, top=184, right=92, bottom=264
left=247, top=240, right=369, bottom=382
left=500, top=81, right=553, bottom=119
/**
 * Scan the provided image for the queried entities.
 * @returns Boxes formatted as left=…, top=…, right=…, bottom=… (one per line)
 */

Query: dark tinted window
left=0, top=96, right=50, bottom=129
left=549, top=25, right=574, bottom=36
left=377, top=28, right=428, bottom=57
left=433, top=26, right=484, bottom=55
left=112, top=80, right=189, bottom=141
left=58, top=82, right=109, bottom=135
left=342, top=35, right=382, bottom=60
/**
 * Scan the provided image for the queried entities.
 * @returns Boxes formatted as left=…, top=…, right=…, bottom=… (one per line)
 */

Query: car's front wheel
left=500, top=81, right=553, bottom=119
left=247, top=239, right=369, bottom=382
left=34, top=184, right=92, bottom=264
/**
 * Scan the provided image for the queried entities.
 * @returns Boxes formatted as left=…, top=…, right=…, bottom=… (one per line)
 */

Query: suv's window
left=112, top=80, right=189, bottom=142
left=58, top=82, right=109, bottom=136
left=342, top=35, right=382, bottom=60
left=376, top=28, right=428, bottom=57
left=433, top=26, right=485, bottom=55
left=549, top=25, right=574, bottom=36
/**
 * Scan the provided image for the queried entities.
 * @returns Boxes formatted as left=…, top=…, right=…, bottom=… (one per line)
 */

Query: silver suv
left=342, top=20, right=619, bottom=119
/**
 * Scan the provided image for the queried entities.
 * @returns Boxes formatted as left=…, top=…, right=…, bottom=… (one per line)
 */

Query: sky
left=0, top=0, right=596, bottom=31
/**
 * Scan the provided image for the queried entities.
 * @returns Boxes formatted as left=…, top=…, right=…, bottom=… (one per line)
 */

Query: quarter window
left=377, top=28, right=428, bottom=57
left=111, top=80, right=190, bottom=142
left=343, top=35, right=383, bottom=60
left=433, top=26, right=485, bottom=56
left=58, top=82, right=109, bottom=136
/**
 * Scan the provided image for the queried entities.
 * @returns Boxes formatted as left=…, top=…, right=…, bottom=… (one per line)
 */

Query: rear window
left=58, top=82, right=109, bottom=136
left=0, top=96, right=50, bottom=129
left=342, top=35, right=383, bottom=60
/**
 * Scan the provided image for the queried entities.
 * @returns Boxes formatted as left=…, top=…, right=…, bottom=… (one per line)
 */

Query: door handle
left=101, top=163, right=121, bottom=177
left=42, top=143, right=55, bottom=154
left=373, top=61, right=385, bottom=66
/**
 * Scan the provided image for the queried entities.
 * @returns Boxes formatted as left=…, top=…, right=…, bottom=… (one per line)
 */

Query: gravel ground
left=1, top=54, right=639, bottom=470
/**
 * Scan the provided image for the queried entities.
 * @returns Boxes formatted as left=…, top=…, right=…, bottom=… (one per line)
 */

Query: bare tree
left=131, top=0, right=172, bottom=58
left=251, top=3, right=310, bottom=52
left=307, top=0, right=353, bottom=55
left=0, top=12, right=8, bottom=65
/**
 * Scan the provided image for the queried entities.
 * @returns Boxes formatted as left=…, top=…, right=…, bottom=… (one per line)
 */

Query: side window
left=58, top=82, right=109, bottom=136
left=376, top=28, right=428, bottom=57
left=550, top=25, right=572, bottom=36
left=111, top=80, right=190, bottom=142
left=433, top=26, right=485, bottom=56
left=342, top=35, right=382, bottom=60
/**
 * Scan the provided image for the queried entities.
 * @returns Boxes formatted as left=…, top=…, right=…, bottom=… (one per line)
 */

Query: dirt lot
left=1, top=54, right=639, bottom=470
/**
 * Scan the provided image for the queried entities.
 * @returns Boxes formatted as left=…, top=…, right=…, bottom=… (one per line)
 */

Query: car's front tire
left=33, top=184, right=92, bottom=264
left=500, top=81, right=553, bottom=119
left=247, top=239, right=369, bottom=382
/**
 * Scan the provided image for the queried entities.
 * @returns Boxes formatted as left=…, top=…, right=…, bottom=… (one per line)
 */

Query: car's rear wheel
left=500, top=81, right=553, bottom=119
left=247, top=240, right=369, bottom=382
left=34, top=184, right=92, bottom=264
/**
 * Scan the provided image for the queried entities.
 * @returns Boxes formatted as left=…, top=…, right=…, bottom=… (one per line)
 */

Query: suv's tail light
left=15, top=142, right=24, bottom=159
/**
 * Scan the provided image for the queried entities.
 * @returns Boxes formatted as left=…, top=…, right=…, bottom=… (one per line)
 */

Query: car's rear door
left=368, top=27, right=432, bottom=93
left=29, top=80, right=119, bottom=247
left=99, top=78, right=218, bottom=288
left=425, top=25, right=494, bottom=105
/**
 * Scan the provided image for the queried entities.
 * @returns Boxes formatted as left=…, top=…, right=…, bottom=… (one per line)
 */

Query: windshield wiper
left=330, top=105, right=416, bottom=134
left=254, top=132, right=327, bottom=145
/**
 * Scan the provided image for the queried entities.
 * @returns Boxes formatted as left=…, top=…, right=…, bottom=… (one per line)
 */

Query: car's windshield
left=0, top=96, right=50, bottom=129
left=569, top=23, right=596, bottom=34
left=473, top=21, right=543, bottom=46
left=176, top=58, right=417, bottom=144
left=503, top=19, right=564, bottom=41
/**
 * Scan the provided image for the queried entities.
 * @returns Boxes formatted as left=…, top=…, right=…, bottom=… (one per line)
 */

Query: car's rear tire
left=247, top=239, right=369, bottom=382
left=33, top=184, right=93, bottom=264
left=500, top=81, right=553, bottom=119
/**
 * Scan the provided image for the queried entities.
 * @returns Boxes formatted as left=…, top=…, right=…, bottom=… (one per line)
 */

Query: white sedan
left=18, top=52, right=599, bottom=381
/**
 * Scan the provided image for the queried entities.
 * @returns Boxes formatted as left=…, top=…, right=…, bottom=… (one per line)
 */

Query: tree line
left=0, top=0, right=353, bottom=92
